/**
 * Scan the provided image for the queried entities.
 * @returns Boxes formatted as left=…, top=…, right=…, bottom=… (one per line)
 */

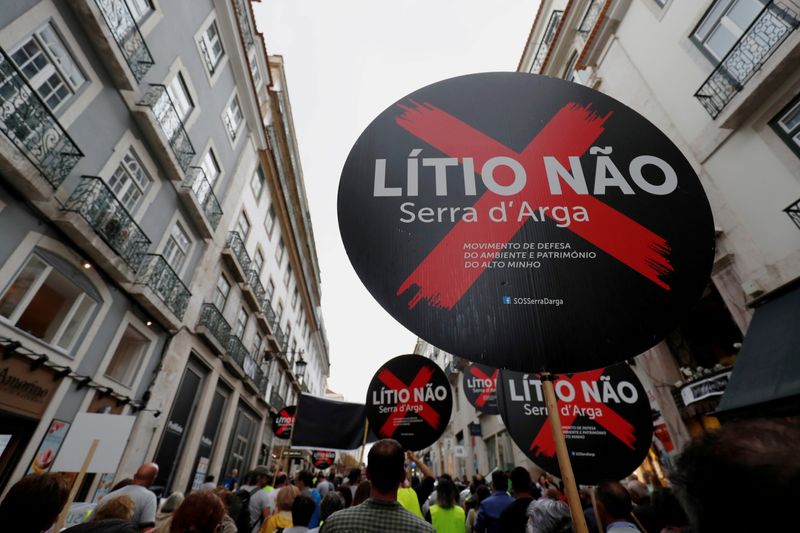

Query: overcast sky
left=253, top=1, right=540, bottom=403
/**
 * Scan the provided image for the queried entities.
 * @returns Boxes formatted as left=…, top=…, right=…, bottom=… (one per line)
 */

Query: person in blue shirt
left=474, top=470, right=514, bottom=533
left=295, top=470, right=322, bottom=529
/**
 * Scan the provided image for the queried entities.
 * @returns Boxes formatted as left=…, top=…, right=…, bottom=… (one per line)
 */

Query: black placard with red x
left=312, top=450, right=336, bottom=469
left=272, top=405, right=296, bottom=440
left=496, top=363, right=653, bottom=485
left=366, top=354, right=452, bottom=451
left=463, top=363, right=499, bottom=415
left=338, top=73, right=715, bottom=373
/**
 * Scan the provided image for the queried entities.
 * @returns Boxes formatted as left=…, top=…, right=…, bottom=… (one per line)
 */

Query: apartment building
left=0, top=0, right=328, bottom=498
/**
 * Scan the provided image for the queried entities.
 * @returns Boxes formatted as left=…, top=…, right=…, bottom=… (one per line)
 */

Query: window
left=224, top=96, right=243, bottom=140
left=266, top=278, right=275, bottom=300
left=291, top=338, right=297, bottom=356
left=248, top=52, right=262, bottom=86
left=253, top=249, right=265, bottom=275
left=276, top=301, right=284, bottom=319
left=275, top=237, right=285, bottom=264
left=233, top=307, right=248, bottom=339
left=283, top=265, right=292, bottom=288
left=11, top=22, right=86, bottom=111
left=166, top=73, right=194, bottom=122
left=291, top=288, right=299, bottom=310
left=692, top=0, right=766, bottom=62
left=265, top=205, right=276, bottom=236
left=199, top=149, right=220, bottom=188
left=213, top=275, right=230, bottom=311
left=199, top=20, right=224, bottom=73
left=107, top=149, right=151, bottom=212
left=162, top=221, right=191, bottom=272
left=105, top=324, right=150, bottom=387
left=251, top=166, right=266, bottom=199
left=126, top=0, right=154, bottom=21
left=0, top=253, right=97, bottom=351
left=286, top=324, right=293, bottom=348
left=251, top=333, right=264, bottom=358
left=770, top=94, right=800, bottom=157
left=237, top=211, right=251, bottom=239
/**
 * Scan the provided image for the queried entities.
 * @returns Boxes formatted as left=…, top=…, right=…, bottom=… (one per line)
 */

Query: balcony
left=0, top=49, right=84, bottom=198
left=695, top=1, right=800, bottom=119
left=222, top=231, right=252, bottom=283
left=274, top=324, right=287, bottom=352
left=785, top=199, right=800, bottom=230
left=530, top=10, right=563, bottom=74
left=95, top=0, right=154, bottom=83
left=60, top=176, right=151, bottom=276
left=135, top=84, right=196, bottom=178
left=578, top=0, right=605, bottom=39
left=242, top=269, right=267, bottom=314
left=197, top=303, right=231, bottom=355
left=179, top=166, right=222, bottom=238
left=132, top=254, right=191, bottom=329
left=269, top=388, right=283, bottom=410
left=233, top=0, right=255, bottom=48
left=258, top=297, right=278, bottom=334
left=224, top=334, right=251, bottom=378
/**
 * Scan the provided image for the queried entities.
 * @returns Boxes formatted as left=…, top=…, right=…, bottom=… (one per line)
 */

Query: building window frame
left=770, top=93, right=800, bottom=158
left=223, top=92, right=244, bottom=142
left=236, top=210, right=251, bottom=241
left=161, top=219, right=192, bottom=275
left=275, top=237, right=285, bottom=265
left=213, top=274, right=231, bottom=312
left=264, top=204, right=277, bottom=237
left=99, top=318, right=154, bottom=390
left=690, top=0, right=768, bottom=64
left=250, top=165, right=266, bottom=200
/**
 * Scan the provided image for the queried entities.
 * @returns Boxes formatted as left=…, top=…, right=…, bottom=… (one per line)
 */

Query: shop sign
left=338, top=72, right=715, bottom=373
left=0, top=354, right=59, bottom=418
left=366, top=354, right=452, bottom=450
left=496, top=363, right=653, bottom=485
left=679, top=370, right=731, bottom=406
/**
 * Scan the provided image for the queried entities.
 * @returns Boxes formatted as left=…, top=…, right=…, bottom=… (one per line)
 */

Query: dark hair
left=291, top=494, right=316, bottom=528
left=347, top=468, right=361, bottom=484
left=510, top=467, right=532, bottom=494
left=275, top=473, right=288, bottom=487
left=297, top=470, right=314, bottom=487
left=491, top=470, right=508, bottom=492
left=169, top=490, right=225, bottom=533
left=435, top=477, right=458, bottom=509
left=671, top=419, right=800, bottom=532
left=203, top=475, right=214, bottom=483
left=353, top=480, right=371, bottom=506
left=596, top=480, right=631, bottom=520
left=0, top=473, right=69, bottom=533
left=366, top=439, right=405, bottom=492
left=212, top=488, right=235, bottom=511
left=320, top=492, right=345, bottom=521
left=650, top=487, right=687, bottom=528
left=336, top=486, right=352, bottom=508
left=476, top=484, right=491, bottom=502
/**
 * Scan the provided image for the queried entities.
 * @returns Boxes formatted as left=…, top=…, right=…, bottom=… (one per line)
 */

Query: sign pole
left=284, top=401, right=299, bottom=478
left=493, top=431, right=500, bottom=472
left=541, top=373, right=589, bottom=533
left=589, top=487, right=604, bottom=533
left=358, top=419, right=369, bottom=466
left=55, top=438, right=99, bottom=531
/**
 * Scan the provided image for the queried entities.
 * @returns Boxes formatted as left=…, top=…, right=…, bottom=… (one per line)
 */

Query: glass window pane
left=696, top=0, right=733, bottom=40
left=16, top=268, right=83, bottom=343
left=706, top=25, right=738, bottom=59
left=201, top=150, right=220, bottom=187
left=167, top=74, right=193, bottom=121
left=0, top=255, right=47, bottom=318
left=727, top=0, right=762, bottom=31
left=778, top=101, right=800, bottom=133
left=37, top=25, right=85, bottom=89
left=105, top=325, right=149, bottom=386
left=56, top=295, right=95, bottom=350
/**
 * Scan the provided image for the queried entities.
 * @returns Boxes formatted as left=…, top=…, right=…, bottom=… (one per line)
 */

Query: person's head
left=491, top=470, right=508, bottom=492
left=671, top=418, right=800, bottom=532
left=435, top=477, right=458, bottom=509
left=623, top=479, right=649, bottom=505
left=212, top=488, right=235, bottom=513
left=476, top=484, right=491, bottom=502
left=133, top=463, right=159, bottom=487
left=365, top=439, right=405, bottom=495
left=274, top=473, right=288, bottom=488
left=168, top=490, right=224, bottom=533
left=510, top=467, right=533, bottom=497
left=0, top=472, right=69, bottom=533
left=276, top=485, right=301, bottom=512
left=595, top=480, right=632, bottom=526
left=336, top=486, right=352, bottom=508
left=353, top=480, right=371, bottom=506
left=93, top=495, right=135, bottom=522
left=291, top=494, right=316, bottom=528
left=650, top=487, right=688, bottom=529
left=320, top=492, right=345, bottom=521
left=159, top=492, right=185, bottom=514
left=296, top=470, right=313, bottom=490
left=526, top=498, right=573, bottom=533
left=347, top=468, right=361, bottom=485
left=229, top=468, right=238, bottom=478
left=203, top=475, right=215, bottom=484
left=251, top=466, right=270, bottom=488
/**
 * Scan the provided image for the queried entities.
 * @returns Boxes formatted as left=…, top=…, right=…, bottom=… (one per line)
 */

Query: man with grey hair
left=525, top=497, right=572, bottom=533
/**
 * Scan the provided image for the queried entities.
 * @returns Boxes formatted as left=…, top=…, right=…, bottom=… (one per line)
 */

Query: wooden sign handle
left=55, top=438, right=100, bottom=531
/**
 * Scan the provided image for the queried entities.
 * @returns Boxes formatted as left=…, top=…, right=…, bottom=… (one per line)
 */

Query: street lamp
left=294, top=357, right=307, bottom=383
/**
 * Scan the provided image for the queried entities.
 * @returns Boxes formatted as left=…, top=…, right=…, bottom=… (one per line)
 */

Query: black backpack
left=232, top=486, right=261, bottom=533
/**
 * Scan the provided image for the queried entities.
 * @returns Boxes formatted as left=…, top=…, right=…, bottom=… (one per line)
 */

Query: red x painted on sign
left=394, top=102, right=674, bottom=310
left=528, top=370, right=637, bottom=458
left=469, top=366, right=498, bottom=408
left=377, top=366, right=441, bottom=437
left=277, top=409, right=294, bottom=437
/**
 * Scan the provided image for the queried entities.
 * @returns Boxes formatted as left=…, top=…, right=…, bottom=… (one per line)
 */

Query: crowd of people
left=0, top=419, right=797, bottom=533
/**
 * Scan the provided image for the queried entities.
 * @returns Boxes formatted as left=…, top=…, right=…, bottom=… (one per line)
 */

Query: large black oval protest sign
left=338, top=73, right=714, bottom=373
left=366, top=354, right=452, bottom=451
left=496, top=363, right=652, bottom=485
left=272, top=405, right=296, bottom=440
left=312, top=450, right=336, bottom=469
left=463, top=363, right=499, bottom=415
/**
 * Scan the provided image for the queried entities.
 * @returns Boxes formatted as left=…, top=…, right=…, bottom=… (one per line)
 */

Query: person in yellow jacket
left=425, top=477, right=466, bottom=533
left=260, top=485, right=299, bottom=533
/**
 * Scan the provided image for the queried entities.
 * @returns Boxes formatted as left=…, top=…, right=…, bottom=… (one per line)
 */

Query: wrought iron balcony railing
left=183, top=166, right=222, bottom=230
left=246, top=269, right=267, bottom=303
left=261, top=297, right=278, bottom=330
left=695, top=1, right=800, bottom=119
left=227, top=334, right=251, bottom=374
left=135, top=254, right=191, bottom=320
left=269, top=388, right=283, bottom=409
left=225, top=231, right=252, bottom=273
left=233, top=0, right=255, bottom=47
left=531, top=10, right=563, bottom=74
left=138, top=84, right=196, bottom=172
left=257, top=367, right=269, bottom=397
left=198, top=303, right=231, bottom=349
left=274, top=324, right=287, bottom=351
left=95, top=0, right=154, bottom=82
left=785, top=198, right=800, bottom=230
left=578, top=0, right=605, bottom=39
left=0, top=49, right=84, bottom=189
left=62, top=176, right=151, bottom=271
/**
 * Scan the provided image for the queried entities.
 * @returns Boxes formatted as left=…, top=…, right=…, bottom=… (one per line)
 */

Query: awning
left=716, top=284, right=800, bottom=418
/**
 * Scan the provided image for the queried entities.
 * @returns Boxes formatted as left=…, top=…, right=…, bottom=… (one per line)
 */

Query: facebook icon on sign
left=502, top=296, right=512, bottom=305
